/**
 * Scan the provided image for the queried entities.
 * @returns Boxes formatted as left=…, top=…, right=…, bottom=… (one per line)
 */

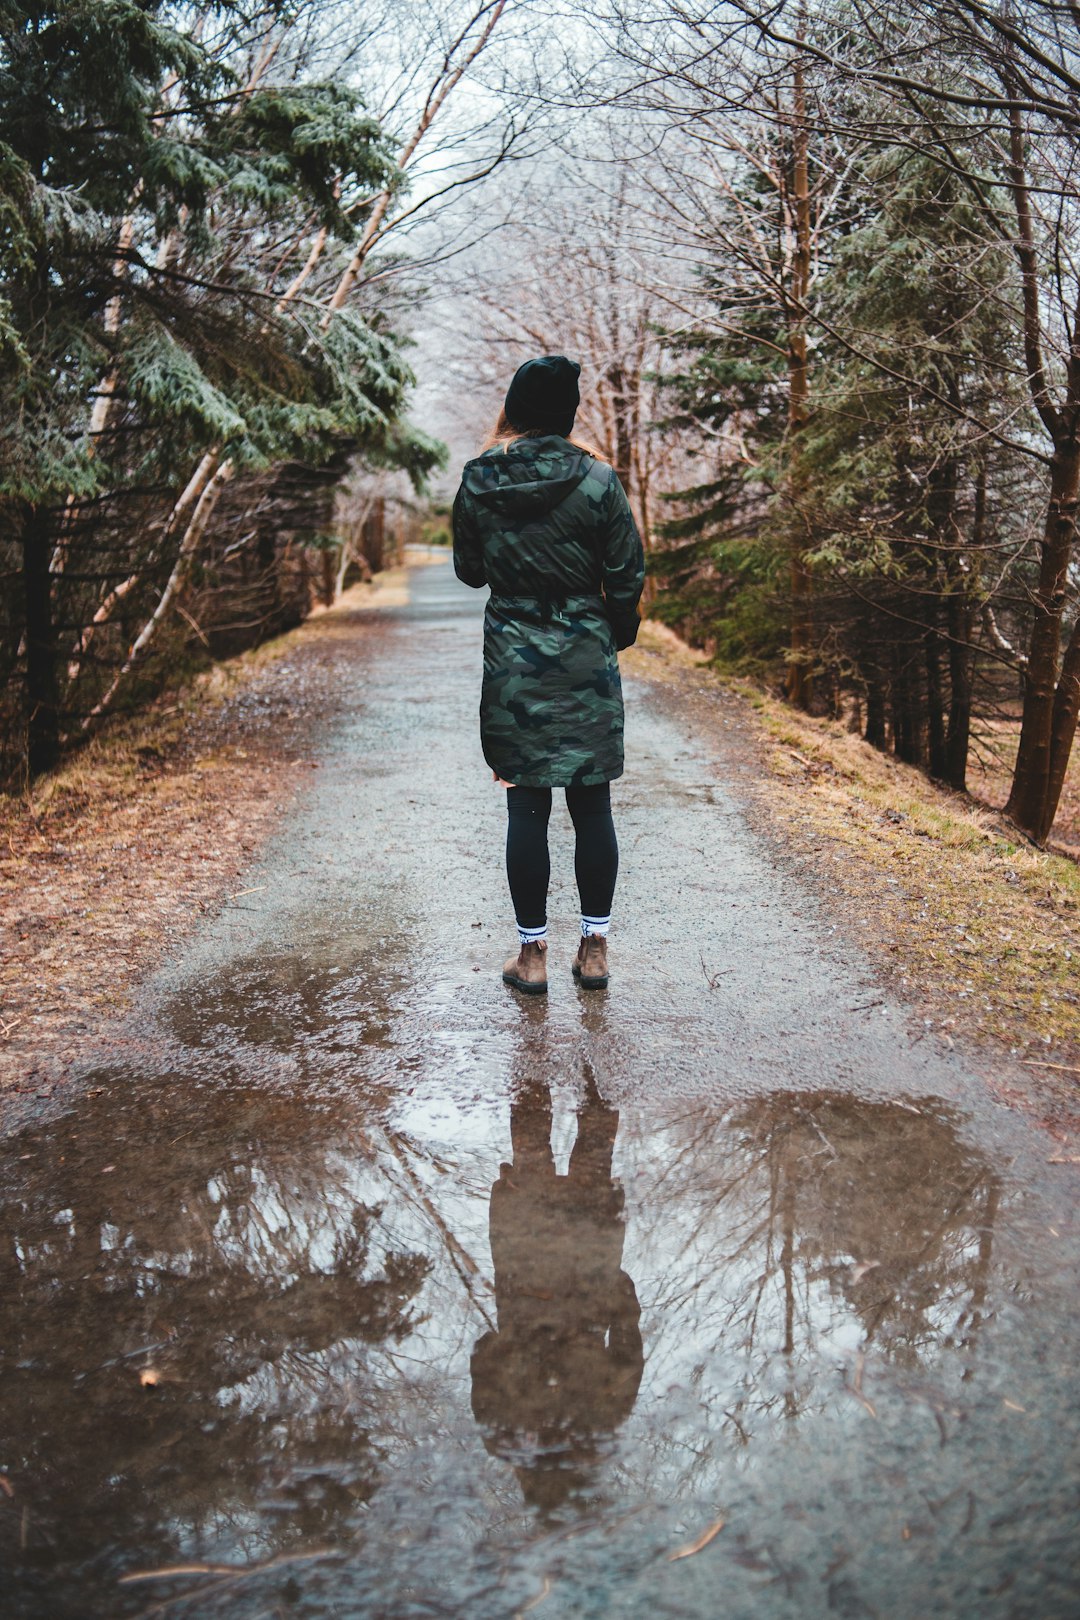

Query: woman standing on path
left=452, top=356, right=645, bottom=995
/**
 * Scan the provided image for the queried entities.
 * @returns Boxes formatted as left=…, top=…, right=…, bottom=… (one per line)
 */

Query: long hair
left=480, top=407, right=605, bottom=462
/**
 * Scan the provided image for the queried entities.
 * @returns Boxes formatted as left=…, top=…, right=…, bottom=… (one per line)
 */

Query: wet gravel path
left=3, top=559, right=1078, bottom=1618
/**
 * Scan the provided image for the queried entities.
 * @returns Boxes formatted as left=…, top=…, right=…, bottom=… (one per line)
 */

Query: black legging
left=506, top=784, right=619, bottom=929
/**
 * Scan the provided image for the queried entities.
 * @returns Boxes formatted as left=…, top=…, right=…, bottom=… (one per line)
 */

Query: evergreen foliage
left=653, top=161, right=812, bottom=671
left=0, top=0, right=442, bottom=777
left=654, top=53, right=1055, bottom=798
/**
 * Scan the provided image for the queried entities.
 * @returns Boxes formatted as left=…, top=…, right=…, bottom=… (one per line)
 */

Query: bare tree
left=61, top=1, right=540, bottom=735
left=449, top=159, right=695, bottom=551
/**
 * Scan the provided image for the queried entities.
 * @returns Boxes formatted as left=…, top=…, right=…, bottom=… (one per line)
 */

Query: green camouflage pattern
left=452, top=435, right=645, bottom=787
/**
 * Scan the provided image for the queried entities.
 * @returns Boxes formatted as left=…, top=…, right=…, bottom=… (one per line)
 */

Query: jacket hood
left=462, top=436, right=592, bottom=519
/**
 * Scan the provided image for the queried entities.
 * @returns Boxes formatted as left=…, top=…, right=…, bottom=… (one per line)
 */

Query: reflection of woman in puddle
left=471, top=1078, right=643, bottom=1515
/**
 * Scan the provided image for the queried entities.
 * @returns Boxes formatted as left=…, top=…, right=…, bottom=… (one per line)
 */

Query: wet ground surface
left=4, top=560, right=1079, bottom=1617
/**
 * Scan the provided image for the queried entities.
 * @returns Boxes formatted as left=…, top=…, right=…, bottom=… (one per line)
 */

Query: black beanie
left=504, top=354, right=581, bottom=436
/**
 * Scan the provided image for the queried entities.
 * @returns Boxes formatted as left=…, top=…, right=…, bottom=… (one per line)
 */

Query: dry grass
left=630, top=622, right=1080, bottom=1070
left=0, top=568, right=411, bottom=1098
left=965, top=715, right=1080, bottom=855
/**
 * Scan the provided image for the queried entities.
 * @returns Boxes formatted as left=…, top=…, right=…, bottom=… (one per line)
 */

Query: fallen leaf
left=848, top=1351, right=877, bottom=1418
left=668, top=1515, right=726, bottom=1561
left=515, top=1575, right=553, bottom=1616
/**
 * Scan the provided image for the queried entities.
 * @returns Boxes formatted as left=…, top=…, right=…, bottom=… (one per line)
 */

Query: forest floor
left=3, top=554, right=1078, bottom=1118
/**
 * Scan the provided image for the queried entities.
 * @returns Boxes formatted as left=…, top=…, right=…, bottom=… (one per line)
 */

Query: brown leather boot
left=572, top=932, right=609, bottom=989
left=502, top=939, right=548, bottom=995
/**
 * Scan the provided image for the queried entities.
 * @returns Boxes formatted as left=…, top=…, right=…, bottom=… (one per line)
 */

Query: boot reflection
left=471, top=1077, right=643, bottom=1515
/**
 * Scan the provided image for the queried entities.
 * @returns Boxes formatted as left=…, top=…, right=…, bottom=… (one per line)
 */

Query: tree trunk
left=918, top=441, right=959, bottom=783
left=945, top=592, right=973, bottom=793
left=1005, top=440, right=1080, bottom=838
left=606, top=361, right=634, bottom=499
left=1002, top=92, right=1080, bottom=841
left=22, top=502, right=61, bottom=776
left=864, top=653, right=887, bottom=750
left=891, top=646, right=921, bottom=766
left=363, top=496, right=386, bottom=573
left=784, top=31, right=814, bottom=711
left=1043, top=613, right=1080, bottom=841
left=924, top=627, right=947, bottom=779
left=944, top=464, right=982, bottom=794
left=320, top=545, right=336, bottom=608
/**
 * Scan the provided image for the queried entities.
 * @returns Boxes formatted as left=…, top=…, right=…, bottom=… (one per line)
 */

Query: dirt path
left=7, top=553, right=1077, bottom=1123
left=4, top=556, right=1079, bottom=1620
left=0, top=567, right=414, bottom=1100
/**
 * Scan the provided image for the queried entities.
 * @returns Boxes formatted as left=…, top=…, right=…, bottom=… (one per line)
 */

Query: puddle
left=3, top=1063, right=1077, bottom=1618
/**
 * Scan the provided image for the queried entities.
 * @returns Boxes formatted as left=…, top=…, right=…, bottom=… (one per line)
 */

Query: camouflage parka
left=452, top=436, right=646, bottom=788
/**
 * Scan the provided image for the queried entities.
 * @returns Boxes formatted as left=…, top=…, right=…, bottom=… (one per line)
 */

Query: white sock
left=581, top=915, right=610, bottom=937
left=517, top=922, right=548, bottom=947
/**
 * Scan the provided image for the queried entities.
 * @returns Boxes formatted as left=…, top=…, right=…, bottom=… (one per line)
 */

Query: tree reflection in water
left=634, top=1090, right=1001, bottom=1471
left=471, top=1073, right=644, bottom=1516
left=0, top=1089, right=431, bottom=1601
left=0, top=1072, right=1013, bottom=1617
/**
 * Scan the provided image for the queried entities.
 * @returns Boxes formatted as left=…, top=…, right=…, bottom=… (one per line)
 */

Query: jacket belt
left=489, top=592, right=604, bottom=617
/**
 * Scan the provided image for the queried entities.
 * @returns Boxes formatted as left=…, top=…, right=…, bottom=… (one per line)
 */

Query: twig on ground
left=120, top=1546, right=338, bottom=1585
left=846, top=1349, right=878, bottom=1418
left=515, top=1575, right=553, bottom=1616
left=700, top=955, right=732, bottom=989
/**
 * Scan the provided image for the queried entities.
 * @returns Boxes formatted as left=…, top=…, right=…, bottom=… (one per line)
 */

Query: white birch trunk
left=82, top=455, right=233, bottom=726
left=322, top=1, right=508, bottom=325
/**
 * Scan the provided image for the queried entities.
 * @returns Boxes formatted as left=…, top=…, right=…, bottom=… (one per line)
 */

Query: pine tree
left=799, top=145, right=1029, bottom=787
left=653, top=106, right=1031, bottom=796
left=653, top=294, right=791, bottom=668
left=0, top=2, right=440, bottom=776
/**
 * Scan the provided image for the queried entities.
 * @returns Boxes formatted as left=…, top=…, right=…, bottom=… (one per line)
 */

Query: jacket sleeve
left=452, top=485, right=487, bottom=589
left=600, top=472, right=645, bottom=650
